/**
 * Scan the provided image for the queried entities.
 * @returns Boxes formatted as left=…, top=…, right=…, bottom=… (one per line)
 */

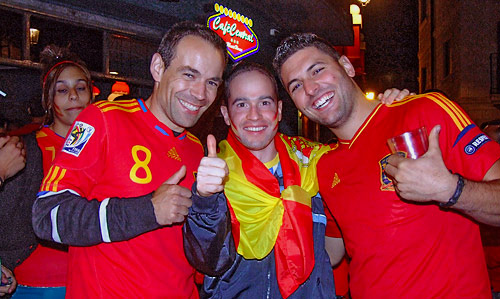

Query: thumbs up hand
left=196, top=134, right=229, bottom=197
left=152, top=165, right=193, bottom=225
left=385, top=125, right=457, bottom=203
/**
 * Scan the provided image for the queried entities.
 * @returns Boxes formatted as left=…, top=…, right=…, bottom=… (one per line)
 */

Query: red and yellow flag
left=218, top=130, right=332, bottom=298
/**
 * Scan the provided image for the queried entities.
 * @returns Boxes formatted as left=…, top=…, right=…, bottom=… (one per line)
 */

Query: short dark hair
left=157, top=21, right=228, bottom=69
left=273, top=33, right=340, bottom=82
left=223, top=62, right=278, bottom=106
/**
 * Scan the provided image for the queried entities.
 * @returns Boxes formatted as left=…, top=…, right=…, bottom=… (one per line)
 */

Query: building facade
left=419, top=0, right=500, bottom=124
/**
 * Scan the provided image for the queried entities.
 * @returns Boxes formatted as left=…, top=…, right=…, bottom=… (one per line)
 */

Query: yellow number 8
left=130, top=145, right=152, bottom=184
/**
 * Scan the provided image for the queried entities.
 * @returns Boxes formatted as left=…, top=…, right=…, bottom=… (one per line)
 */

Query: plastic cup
left=387, top=127, right=429, bottom=159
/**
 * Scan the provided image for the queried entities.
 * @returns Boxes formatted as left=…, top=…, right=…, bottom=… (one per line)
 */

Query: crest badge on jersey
left=62, top=121, right=95, bottom=157
left=464, top=133, right=490, bottom=155
left=379, top=154, right=399, bottom=191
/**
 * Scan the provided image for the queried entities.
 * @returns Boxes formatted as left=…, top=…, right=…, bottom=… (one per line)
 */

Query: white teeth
left=180, top=99, right=200, bottom=111
left=245, top=126, right=265, bottom=132
left=314, top=92, right=334, bottom=109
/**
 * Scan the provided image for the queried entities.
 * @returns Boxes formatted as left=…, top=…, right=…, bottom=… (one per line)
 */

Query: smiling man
left=183, top=62, right=345, bottom=298
left=32, top=21, right=227, bottom=298
left=274, top=33, right=500, bottom=298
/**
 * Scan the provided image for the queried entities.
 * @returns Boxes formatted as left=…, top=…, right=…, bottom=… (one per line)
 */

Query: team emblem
left=464, top=133, right=490, bottom=155
left=379, top=154, right=397, bottom=191
left=62, top=121, right=95, bottom=157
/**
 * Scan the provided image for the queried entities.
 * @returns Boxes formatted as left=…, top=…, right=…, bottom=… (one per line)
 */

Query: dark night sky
left=358, top=0, right=419, bottom=93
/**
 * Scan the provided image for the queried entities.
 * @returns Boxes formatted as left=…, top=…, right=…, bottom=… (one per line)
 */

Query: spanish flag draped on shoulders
left=218, top=129, right=332, bottom=298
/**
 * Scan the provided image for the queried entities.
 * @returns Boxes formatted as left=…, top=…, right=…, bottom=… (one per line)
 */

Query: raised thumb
left=207, top=134, right=217, bottom=158
left=426, top=125, right=442, bottom=155
left=164, top=165, right=186, bottom=185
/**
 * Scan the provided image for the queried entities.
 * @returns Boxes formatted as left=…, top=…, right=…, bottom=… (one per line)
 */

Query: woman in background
left=12, top=45, right=93, bottom=299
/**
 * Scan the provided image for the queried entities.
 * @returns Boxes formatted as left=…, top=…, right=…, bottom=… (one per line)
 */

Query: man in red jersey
left=274, top=33, right=500, bottom=298
left=184, top=62, right=344, bottom=298
left=32, top=21, right=227, bottom=298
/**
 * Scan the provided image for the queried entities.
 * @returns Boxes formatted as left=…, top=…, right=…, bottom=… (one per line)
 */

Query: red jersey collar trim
left=338, top=103, right=384, bottom=148
left=137, top=98, right=187, bottom=139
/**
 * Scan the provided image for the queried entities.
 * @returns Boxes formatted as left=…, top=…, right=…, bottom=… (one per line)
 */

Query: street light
left=350, top=4, right=362, bottom=26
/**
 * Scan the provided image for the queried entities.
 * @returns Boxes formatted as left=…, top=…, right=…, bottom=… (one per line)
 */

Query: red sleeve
left=40, top=105, right=107, bottom=197
left=419, top=93, right=500, bottom=180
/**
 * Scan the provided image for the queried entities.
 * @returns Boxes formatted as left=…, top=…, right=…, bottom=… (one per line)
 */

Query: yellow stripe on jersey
left=41, top=165, right=57, bottom=190
left=95, top=99, right=142, bottom=113
left=95, top=99, right=138, bottom=109
left=42, top=165, right=62, bottom=191
left=100, top=106, right=142, bottom=113
left=349, top=104, right=384, bottom=149
left=42, top=166, right=67, bottom=192
left=186, top=132, right=203, bottom=148
left=428, top=92, right=471, bottom=129
left=388, top=92, right=470, bottom=131
left=385, top=94, right=420, bottom=107
left=36, top=130, right=48, bottom=138
left=51, top=168, right=67, bottom=192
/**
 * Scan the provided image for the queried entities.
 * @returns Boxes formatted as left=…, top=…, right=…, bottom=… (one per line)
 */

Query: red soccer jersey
left=40, top=99, right=203, bottom=298
left=14, top=126, right=68, bottom=287
left=318, top=92, right=500, bottom=298
left=37, top=126, right=65, bottom=174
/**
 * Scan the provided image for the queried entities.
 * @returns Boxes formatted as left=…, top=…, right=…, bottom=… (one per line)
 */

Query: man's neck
left=145, top=94, right=185, bottom=133
left=331, top=92, right=379, bottom=141
left=249, top=142, right=278, bottom=164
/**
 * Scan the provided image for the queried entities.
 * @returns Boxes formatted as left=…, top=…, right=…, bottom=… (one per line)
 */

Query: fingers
left=152, top=166, right=193, bottom=226
left=425, top=125, right=442, bottom=155
left=385, top=154, right=405, bottom=177
left=378, top=88, right=411, bottom=105
left=0, top=136, right=9, bottom=148
left=152, top=183, right=192, bottom=226
left=395, top=89, right=410, bottom=101
left=0, top=266, right=15, bottom=295
left=206, top=134, right=217, bottom=158
left=196, top=155, right=228, bottom=197
left=378, top=88, right=396, bottom=103
left=164, top=165, right=186, bottom=185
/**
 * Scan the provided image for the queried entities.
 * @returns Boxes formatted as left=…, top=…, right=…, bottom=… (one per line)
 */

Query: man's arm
left=33, top=166, right=194, bottom=246
left=183, top=185, right=235, bottom=276
left=33, top=191, right=160, bottom=246
left=325, top=236, right=345, bottom=267
left=183, top=134, right=234, bottom=276
left=386, top=125, right=500, bottom=226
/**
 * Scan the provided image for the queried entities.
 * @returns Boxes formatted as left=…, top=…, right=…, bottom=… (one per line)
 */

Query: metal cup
left=387, top=127, right=429, bottom=159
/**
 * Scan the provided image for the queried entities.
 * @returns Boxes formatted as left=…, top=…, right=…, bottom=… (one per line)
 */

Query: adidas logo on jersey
left=331, top=173, right=340, bottom=188
left=167, top=147, right=181, bottom=161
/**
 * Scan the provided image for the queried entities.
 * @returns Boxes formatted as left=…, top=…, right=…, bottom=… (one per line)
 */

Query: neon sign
left=207, top=3, right=260, bottom=62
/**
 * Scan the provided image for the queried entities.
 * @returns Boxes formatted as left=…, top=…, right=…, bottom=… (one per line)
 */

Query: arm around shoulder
left=32, top=191, right=161, bottom=246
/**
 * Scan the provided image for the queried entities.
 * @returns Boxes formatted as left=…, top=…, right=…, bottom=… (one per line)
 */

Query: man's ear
left=338, top=55, right=356, bottom=78
left=150, top=53, right=165, bottom=82
left=220, top=105, right=231, bottom=126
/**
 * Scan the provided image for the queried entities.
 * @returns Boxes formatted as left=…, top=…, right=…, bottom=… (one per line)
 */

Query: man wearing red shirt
left=274, top=33, right=500, bottom=298
left=32, top=21, right=227, bottom=298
